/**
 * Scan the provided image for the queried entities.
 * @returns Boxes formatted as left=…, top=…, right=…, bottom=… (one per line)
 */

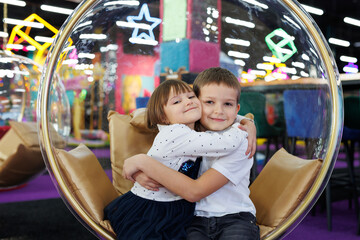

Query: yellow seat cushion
left=249, top=148, right=322, bottom=238
left=108, top=109, right=157, bottom=194
left=55, top=143, right=119, bottom=236
left=0, top=144, right=44, bottom=187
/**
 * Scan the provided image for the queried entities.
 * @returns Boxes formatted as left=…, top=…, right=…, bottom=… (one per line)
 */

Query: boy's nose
left=214, top=104, right=223, bottom=113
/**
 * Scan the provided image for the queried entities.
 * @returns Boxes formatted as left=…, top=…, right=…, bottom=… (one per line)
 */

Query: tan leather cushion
left=0, top=127, right=25, bottom=161
left=108, top=110, right=157, bottom=194
left=0, top=144, right=44, bottom=187
left=55, top=143, right=119, bottom=236
left=9, top=121, right=39, bottom=148
left=249, top=148, right=322, bottom=238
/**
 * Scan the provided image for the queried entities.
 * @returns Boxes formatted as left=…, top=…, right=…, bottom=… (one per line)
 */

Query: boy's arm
left=123, top=154, right=229, bottom=202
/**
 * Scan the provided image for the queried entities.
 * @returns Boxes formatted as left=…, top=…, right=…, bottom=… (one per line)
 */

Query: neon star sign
left=127, top=3, right=161, bottom=46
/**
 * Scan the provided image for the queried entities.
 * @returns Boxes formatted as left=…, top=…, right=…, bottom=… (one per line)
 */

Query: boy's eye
left=225, top=102, right=233, bottom=106
left=205, top=100, right=214, bottom=104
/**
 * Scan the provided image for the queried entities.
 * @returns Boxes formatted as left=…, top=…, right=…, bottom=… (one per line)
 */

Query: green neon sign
left=265, top=28, right=297, bottom=62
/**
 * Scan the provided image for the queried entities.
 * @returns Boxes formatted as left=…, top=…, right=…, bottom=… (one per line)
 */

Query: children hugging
left=104, top=67, right=260, bottom=240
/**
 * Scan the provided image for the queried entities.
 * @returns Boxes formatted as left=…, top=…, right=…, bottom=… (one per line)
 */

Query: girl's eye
left=173, top=100, right=180, bottom=104
left=189, top=95, right=195, bottom=99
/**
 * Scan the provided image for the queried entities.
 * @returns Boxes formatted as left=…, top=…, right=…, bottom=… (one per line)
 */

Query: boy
left=124, top=67, right=259, bottom=239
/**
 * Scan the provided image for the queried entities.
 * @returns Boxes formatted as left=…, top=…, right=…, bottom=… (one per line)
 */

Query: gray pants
left=186, top=212, right=260, bottom=240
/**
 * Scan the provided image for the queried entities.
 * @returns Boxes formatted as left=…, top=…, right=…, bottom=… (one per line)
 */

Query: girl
left=104, top=79, right=247, bottom=240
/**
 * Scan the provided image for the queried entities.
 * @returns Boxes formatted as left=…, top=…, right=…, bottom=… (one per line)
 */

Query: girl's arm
left=237, top=114, right=257, bottom=158
left=158, top=123, right=244, bottom=159
left=123, top=154, right=229, bottom=202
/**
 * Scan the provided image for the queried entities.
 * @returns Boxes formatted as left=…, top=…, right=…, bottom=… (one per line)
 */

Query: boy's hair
left=146, top=79, right=194, bottom=129
left=193, top=67, right=241, bottom=102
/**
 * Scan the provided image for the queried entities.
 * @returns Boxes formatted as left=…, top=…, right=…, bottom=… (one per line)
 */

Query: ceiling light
left=301, top=54, right=310, bottom=61
left=40, top=4, right=74, bottom=15
left=242, top=0, right=268, bottom=9
left=340, top=55, right=358, bottom=63
left=0, top=0, right=25, bottom=7
left=129, top=37, right=158, bottom=46
left=6, top=44, right=23, bottom=50
left=224, top=38, right=250, bottom=47
left=257, top=63, right=274, bottom=70
left=344, top=17, right=360, bottom=27
left=234, top=59, right=245, bottom=66
left=263, top=56, right=281, bottom=63
left=228, top=50, right=250, bottom=59
left=251, top=70, right=266, bottom=75
left=34, top=36, right=54, bottom=43
left=281, top=67, right=297, bottom=74
left=74, top=21, right=92, bottom=30
left=79, top=33, right=107, bottom=40
left=0, top=31, right=8, bottom=38
left=26, top=46, right=36, bottom=51
left=300, top=4, right=324, bottom=16
left=3, top=18, right=44, bottom=28
left=328, top=37, right=350, bottom=47
left=283, top=15, right=300, bottom=29
left=343, top=66, right=358, bottom=73
left=292, top=61, right=305, bottom=69
left=78, top=53, right=96, bottom=59
left=104, top=1, right=140, bottom=6
left=224, top=17, right=255, bottom=28
left=116, top=21, right=151, bottom=30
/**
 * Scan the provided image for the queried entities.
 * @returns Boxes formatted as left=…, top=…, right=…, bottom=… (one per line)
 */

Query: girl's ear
left=161, top=115, right=170, bottom=125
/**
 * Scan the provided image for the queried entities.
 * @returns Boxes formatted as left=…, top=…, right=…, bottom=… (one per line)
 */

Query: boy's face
left=198, top=83, right=240, bottom=131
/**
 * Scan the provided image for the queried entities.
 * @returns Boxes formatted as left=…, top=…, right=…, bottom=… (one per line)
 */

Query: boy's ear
left=236, top=103, right=240, bottom=113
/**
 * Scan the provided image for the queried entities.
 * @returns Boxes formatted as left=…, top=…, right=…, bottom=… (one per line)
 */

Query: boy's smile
left=198, top=83, right=240, bottom=131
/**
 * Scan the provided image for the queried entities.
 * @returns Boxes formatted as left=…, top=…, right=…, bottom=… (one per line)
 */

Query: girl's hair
left=193, top=67, right=241, bottom=102
left=146, top=80, right=194, bottom=129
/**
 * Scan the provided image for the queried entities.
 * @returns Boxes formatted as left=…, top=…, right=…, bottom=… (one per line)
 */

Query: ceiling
left=0, top=0, right=359, bottom=74
left=297, top=0, right=360, bottom=73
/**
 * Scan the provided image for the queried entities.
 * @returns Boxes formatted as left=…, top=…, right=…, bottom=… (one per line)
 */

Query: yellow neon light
left=6, top=13, right=72, bottom=67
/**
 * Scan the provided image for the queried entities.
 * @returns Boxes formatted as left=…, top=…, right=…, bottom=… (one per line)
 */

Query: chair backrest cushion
left=55, top=143, right=119, bottom=231
left=108, top=109, right=157, bottom=194
left=249, top=148, right=322, bottom=238
left=0, top=144, right=44, bottom=187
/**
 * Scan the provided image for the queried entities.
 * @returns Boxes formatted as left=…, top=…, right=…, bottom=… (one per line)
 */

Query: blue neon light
left=127, top=3, right=161, bottom=44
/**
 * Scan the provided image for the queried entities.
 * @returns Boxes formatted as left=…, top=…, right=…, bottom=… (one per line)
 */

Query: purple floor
left=1, top=142, right=360, bottom=239
left=0, top=168, right=359, bottom=239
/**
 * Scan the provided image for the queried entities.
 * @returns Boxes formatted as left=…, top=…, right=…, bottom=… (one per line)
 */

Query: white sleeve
left=156, top=124, right=246, bottom=158
left=212, top=138, right=253, bottom=185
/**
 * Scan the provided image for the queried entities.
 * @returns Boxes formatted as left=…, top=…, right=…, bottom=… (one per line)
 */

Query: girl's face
left=163, top=88, right=201, bottom=129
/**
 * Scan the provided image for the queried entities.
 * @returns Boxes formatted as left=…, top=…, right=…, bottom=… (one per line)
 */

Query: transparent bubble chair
left=0, top=51, right=63, bottom=189
left=37, top=0, right=343, bottom=239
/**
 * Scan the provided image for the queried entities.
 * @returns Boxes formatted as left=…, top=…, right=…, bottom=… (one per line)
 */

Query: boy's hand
left=238, top=120, right=257, bottom=158
left=133, top=172, right=162, bottom=191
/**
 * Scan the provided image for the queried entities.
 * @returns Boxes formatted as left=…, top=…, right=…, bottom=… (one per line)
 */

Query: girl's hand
left=133, top=172, right=162, bottom=191
left=238, top=121, right=257, bottom=158
left=122, top=155, right=144, bottom=181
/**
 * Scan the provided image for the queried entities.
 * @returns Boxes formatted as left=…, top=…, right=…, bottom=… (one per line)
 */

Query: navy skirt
left=104, top=191, right=195, bottom=240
